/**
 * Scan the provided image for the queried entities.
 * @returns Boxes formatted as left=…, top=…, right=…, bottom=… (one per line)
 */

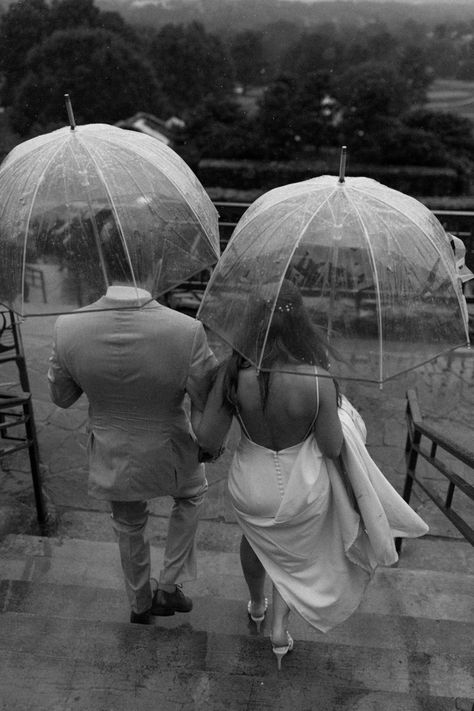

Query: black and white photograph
left=0, top=0, right=473, bottom=708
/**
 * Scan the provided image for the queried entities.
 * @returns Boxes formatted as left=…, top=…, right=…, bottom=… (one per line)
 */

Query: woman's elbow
left=321, top=444, right=342, bottom=460
left=195, top=417, right=231, bottom=456
left=196, top=432, right=216, bottom=455
left=196, top=432, right=227, bottom=461
left=320, top=432, right=343, bottom=459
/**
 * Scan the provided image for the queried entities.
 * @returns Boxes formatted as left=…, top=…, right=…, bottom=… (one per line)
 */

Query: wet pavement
left=1, top=314, right=473, bottom=711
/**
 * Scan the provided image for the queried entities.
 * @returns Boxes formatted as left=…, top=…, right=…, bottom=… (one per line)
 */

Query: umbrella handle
left=64, top=94, right=76, bottom=130
left=338, top=146, right=347, bottom=183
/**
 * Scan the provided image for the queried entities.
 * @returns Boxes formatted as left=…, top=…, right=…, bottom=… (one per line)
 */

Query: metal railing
left=397, top=388, right=474, bottom=552
left=214, top=202, right=474, bottom=250
left=168, top=205, right=474, bottom=306
left=25, top=264, right=47, bottom=304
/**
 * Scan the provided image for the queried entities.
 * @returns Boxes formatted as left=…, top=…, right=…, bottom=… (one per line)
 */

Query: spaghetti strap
left=235, top=405, right=253, bottom=441
left=236, top=365, right=320, bottom=444
left=303, top=365, right=320, bottom=440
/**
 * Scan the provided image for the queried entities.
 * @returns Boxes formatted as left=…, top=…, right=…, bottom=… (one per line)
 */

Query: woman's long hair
left=224, top=279, right=341, bottom=410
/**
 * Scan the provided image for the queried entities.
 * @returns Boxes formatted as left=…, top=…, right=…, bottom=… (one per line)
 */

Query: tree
left=333, top=61, right=413, bottom=155
left=0, top=0, right=50, bottom=104
left=0, top=0, right=139, bottom=107
left=10, top=27, right=168, bottom=136
left=249, top=69, right=337, bottom=160
left=457, top=37, right=474, bottom=80
left=381, top=124, right=450, bottom=167
left=364, top=28, right=399, bottom=62
left=398, top=45, right=432, bottom=106
left=230, top=30, right=266, bottom=92
left=49, top=0, right=136, bottom=43
left=148, top=22, right=235, bottom=113
left=287, top=70, right=335, bottom=150
left=281, top=29, right=344, bottom=79
left=344, top=25, right=398, bottom=69
left=404, top=109, right=474, bottom=166
left=425, top=25, right=460, bottom=78
left=49, top=0, right=100, bottom=30
left=260, top=20, right=302, bottom=80
left=399, top=19, right=426, bottom=47
left=184, top=95, right=256, bottom=161
left=254, top=75, right=300, bottom=160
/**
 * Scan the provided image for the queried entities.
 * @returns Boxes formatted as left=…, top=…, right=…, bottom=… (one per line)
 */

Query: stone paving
left=1, top=309, right=473, bottom=711
left=0, top=313, right=473, bottom=545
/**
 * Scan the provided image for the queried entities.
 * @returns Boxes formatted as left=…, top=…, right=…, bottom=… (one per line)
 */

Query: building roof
left=115, top=112, right=185, bottom=146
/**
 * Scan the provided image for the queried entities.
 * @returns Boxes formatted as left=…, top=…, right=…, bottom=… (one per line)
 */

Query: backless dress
left=227, top=371, right=372, bottom=633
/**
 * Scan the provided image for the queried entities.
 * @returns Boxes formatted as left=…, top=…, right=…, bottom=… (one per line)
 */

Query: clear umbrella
left=198, top=169, right=470, bottom=384
left=0, top=103, right=219, bottom=316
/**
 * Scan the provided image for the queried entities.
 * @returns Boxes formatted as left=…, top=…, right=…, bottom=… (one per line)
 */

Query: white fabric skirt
left=228, top=434, right=371, bottom=633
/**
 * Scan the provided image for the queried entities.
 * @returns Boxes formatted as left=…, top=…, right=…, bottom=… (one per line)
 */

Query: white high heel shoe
left=270, top=631, right=294, bottom=670
left=247, top=597, right=268, bottom=633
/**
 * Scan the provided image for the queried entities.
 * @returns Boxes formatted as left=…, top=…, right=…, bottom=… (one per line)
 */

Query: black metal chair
left=0, top=309, right=47, bottom=526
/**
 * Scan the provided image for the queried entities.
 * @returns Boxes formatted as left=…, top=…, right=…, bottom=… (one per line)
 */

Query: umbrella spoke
left=198, top=174, right=469, bottom=384
left=0, top=123, right=219, bottom=316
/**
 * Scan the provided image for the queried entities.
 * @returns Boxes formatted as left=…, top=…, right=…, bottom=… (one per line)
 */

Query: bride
left=193, top=279, right=428, bottom=669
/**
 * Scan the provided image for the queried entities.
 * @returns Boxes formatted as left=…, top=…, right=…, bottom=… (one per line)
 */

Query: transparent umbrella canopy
left=198, top=173, right=470, bottom=384
left=0, top=120, right=220, bottom=316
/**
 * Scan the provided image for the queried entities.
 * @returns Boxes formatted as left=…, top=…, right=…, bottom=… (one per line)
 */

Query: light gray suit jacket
left=48, top=288, right=216, bottom=501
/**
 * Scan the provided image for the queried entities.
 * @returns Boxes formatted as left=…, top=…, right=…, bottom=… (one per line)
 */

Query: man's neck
left=105, top=284, right=152, bottom=301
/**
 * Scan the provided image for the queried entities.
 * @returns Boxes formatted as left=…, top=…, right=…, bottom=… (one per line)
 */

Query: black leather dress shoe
left=151, top=585, right=193, bottom=616
left=130, top=609, right=154, bottom=624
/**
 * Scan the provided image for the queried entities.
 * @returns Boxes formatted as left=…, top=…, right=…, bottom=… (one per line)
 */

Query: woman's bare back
left=236, top=364, right=341, bottom=455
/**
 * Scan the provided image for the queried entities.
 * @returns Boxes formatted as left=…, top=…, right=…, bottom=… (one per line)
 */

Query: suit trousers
left=110, top=476, right=208, bottom=614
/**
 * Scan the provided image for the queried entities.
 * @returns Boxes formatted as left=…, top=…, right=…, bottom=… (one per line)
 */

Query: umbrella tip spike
left=338, top=145, right=347, bottom=183
left=64, top=93, right=76, bottom=131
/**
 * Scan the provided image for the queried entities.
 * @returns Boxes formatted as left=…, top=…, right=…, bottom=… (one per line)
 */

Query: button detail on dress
left=273, top=452, right=285, bottom=498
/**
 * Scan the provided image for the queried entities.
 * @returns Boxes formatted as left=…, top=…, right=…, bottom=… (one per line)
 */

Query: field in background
left=426, top=78, right=474, bottom=123
left=236, top=79, right=474, bottom=124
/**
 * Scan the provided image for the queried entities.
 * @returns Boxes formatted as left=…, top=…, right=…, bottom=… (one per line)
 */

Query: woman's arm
left=191, top=362, right=233, bottom=459
left=47, top=330, right=83, bottom=408
left=313, top=375, right=343, bottom=459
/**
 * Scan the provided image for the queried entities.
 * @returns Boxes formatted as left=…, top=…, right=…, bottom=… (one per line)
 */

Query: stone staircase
left=0, top=531, right=473, bottom=711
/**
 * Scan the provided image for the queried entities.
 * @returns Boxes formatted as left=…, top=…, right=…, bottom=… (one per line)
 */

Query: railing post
left=22, top=396, right=48, bottom=526
left=403, top=392, right=421, bottom=504
left=397, top=392, right=422, bottom=553
left=404, top=426, right=421, bottom=496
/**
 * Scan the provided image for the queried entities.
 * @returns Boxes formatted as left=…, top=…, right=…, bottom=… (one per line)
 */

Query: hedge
left=197, top=158, right=469, bottom=199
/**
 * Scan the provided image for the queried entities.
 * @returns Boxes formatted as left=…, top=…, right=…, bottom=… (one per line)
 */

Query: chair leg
left=0, top=310, right=49, bottom=530
left=22, top=399, right=48, bottom=526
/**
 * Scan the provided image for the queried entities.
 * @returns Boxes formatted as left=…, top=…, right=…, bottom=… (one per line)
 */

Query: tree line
left=0, top=0, right=473, bottom=174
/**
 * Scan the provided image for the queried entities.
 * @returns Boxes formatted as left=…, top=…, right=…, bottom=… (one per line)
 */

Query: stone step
left=1, top=579, right=473, bottom=658
left=1, top=533, right=473, bottom=709
left=395, top=536, right=474, bottom=575
left=0, top=611, right=472, bottom=704
left=1, top=650, right=470, bottom=711
left=52, top=506, right=474, bottom=574
left=1, top=535, right=473, bottom=623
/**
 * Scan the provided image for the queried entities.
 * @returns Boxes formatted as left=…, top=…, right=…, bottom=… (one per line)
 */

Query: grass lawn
left=426, top=78, right=474, bottom=123
left=236, top=79, right=474, bottom=124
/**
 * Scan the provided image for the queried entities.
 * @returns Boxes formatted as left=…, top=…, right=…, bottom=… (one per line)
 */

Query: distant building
left=321, top=94, right=343, bottom=126
left=115, top=112, right=186, bottom=148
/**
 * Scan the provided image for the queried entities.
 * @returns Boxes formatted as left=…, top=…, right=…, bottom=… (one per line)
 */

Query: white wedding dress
left=228, top=395, right=428, bottom=633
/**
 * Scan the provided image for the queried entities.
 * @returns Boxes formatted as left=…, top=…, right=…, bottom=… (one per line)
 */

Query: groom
left=47, top=223, right=216, bottom=623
